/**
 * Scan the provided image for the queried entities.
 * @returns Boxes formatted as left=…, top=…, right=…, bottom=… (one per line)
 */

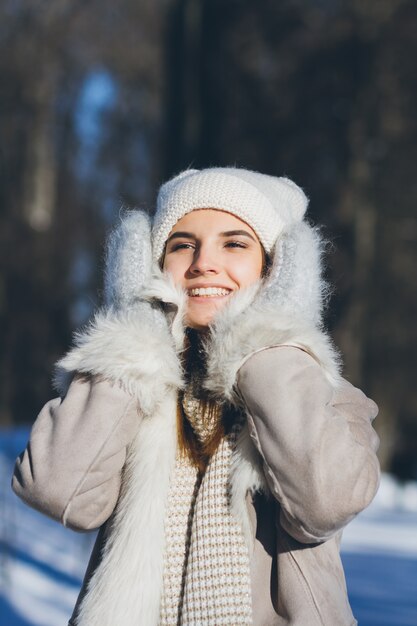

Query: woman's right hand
left=12, top=374, right=142, bottom=531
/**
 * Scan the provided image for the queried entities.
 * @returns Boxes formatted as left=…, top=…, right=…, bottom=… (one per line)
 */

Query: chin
left=186, top=303, right=225, bottom=330
left=186, top=317, right=212, bottom=331
left=185, top=312, right=216, bottom=330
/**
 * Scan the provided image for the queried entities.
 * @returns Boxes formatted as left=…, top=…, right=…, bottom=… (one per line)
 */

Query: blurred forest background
left=0, top=0, right=416, bottom=479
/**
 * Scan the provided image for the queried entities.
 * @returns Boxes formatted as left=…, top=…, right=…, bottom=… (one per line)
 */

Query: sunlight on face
left=162, top=209, right=264, bottom=330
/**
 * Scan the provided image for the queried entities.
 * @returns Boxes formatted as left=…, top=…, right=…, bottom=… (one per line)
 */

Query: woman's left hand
left=236, top=345, right=380, bottom=544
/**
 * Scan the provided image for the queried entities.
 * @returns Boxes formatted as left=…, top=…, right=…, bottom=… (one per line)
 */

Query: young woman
left=13, top=167, right=380, bottom=626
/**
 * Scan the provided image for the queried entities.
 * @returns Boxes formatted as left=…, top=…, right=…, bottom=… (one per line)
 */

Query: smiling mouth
left=188, top=287, right=232, bottom=297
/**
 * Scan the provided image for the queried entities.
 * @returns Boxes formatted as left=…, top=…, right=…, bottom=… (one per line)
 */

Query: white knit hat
left=152, top=167, right=308, bottom=261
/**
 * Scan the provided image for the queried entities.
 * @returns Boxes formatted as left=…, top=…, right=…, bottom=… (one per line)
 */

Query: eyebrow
left=166, top=231, right=195, bottom=242
left=166, top=229, right=257, bottom=242
left=220, top=229, right=257, bottom=241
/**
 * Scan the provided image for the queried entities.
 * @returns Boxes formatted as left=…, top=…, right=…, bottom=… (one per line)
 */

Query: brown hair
left=176, top=399, right=223, bottom=472
left=176, top=329, right=235, bottom=472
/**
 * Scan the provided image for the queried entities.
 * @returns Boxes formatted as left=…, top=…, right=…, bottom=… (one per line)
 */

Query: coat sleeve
left=12, top=375, right=142, bottom=531
left=236, top=345, right=380, bottom=544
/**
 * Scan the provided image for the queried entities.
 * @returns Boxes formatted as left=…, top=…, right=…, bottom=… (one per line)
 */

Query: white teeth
left=189, top=287, right=231, bottom=297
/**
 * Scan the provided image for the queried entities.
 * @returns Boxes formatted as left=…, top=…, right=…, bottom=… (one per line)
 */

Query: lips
left=188, top=287, right=232, bottom=297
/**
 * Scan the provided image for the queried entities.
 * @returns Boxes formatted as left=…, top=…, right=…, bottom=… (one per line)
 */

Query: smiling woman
left=12, top=166, right=381, bottom=626
left=163, top=209, right=265, bottom=329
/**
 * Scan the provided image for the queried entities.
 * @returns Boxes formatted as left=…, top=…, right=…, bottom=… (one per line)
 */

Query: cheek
left=162, top=255, right=186, bottom=284
left=229, top=254, right=263, bottom=287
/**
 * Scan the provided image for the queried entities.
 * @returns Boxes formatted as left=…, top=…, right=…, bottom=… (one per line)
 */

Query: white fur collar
left=54, top=274, right=187, bottom=414
left=75, top=392, right=178, bottom=625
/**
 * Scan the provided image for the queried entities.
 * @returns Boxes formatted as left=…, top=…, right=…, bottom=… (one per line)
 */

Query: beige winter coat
left=12, top=213, right=380, bottom=625
left=13, top=322, right=379, bottom=625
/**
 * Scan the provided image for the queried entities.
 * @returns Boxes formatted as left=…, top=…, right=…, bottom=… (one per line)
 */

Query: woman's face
left=162, top=209, right=264, bottom=330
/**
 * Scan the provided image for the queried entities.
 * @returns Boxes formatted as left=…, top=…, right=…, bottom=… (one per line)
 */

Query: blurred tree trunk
left=24, top=66, right=58, bottom=231
left=336, top=93, right=377, bottom=388
left=163, top=0, right=204, bottom=176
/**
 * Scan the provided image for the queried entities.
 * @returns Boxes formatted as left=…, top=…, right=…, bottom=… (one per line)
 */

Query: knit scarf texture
left=159, top=392, right=253, bottom=626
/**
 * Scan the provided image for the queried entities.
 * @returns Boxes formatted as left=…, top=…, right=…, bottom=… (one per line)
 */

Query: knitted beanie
left=152, top=167, right=308, bottom=262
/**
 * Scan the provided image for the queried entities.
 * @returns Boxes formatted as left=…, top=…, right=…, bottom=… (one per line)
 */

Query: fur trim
left=104, top=210, right=154, bottom=309
left=229, top=423, right=269, bottom=551
left=142, top=271, right=188, bottom=351
left=262, top=222, right=331, bottom=328
left=54, top=304, right=183, bottom=415
left=75, top=392, right=178, bottom=626
left=205, top=291, right=342, bottom=404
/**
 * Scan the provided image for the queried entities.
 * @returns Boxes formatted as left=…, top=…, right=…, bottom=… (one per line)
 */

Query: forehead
left=170, top=208, right=258, bottom=236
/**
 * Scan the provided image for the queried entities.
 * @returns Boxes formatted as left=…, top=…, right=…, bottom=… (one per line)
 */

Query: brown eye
left=169, top=242, right=195, bottom=252
left=225, top=240, right=247, bottom=249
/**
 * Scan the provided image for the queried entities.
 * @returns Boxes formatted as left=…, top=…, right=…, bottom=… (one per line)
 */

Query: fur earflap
left=104, top=210, right=154, bottom=308
left=261, top=222, right=331, bottom=327
left=142, top=271, right=188, bottom=351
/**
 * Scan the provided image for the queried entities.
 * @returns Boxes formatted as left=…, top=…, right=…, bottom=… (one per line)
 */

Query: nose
left=188, top=245, right=220, bottom=276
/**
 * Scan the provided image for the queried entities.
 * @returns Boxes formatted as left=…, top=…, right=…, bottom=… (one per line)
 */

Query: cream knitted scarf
left=159, top=392, right=253, bottom=626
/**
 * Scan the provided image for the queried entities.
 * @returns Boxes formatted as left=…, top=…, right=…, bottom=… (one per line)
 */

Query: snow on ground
left=1, top=428, right=417, bottom=626
left=0, top=428, right=95, bottom=626
left=342, top=473, right=417, bottom=557
left=341, top=474, right=417, bottom=626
